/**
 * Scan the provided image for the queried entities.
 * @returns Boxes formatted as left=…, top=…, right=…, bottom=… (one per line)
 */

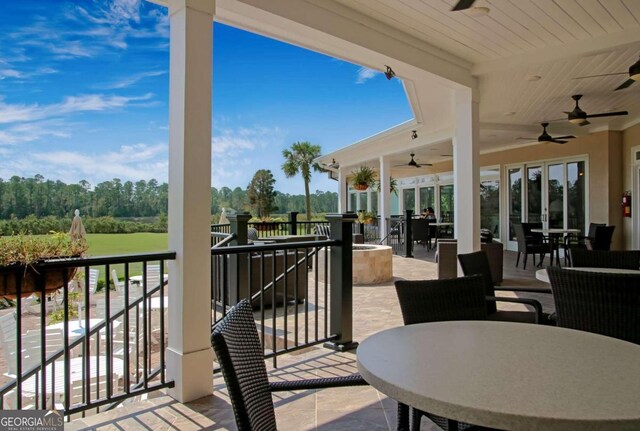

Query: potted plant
left=0, top=232, right=88, bottom=298
left=376, top=176, right=399, bottom=195
left=356, top=211, right=376, bottom=224
left=349, top=165, right=377, bottom=191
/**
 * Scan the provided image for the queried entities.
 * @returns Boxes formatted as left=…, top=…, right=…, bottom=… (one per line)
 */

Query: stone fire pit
left=318, top=244, right=393, bottom=285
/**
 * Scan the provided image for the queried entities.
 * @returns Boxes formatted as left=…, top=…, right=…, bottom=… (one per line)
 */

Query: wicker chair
left=211, top=299, right=368, bottom=431
left=569, top=249, right=640, bottom=270
left=547, top=267, right=640, bottom=345
left=458, top=251, right=551, bottom=324
left=562, top=222, right=604, bottom=264
left=514, top=223, right=549, bottom=269
left=395, top=276, right=487, bottom=431
left=588, top=225, right=615, bottom=251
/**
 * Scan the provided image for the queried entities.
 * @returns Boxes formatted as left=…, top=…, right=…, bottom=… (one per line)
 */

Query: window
left=403, top=189, right=416, bottom=214
left=480, top=178, right=500, bottom=239
left=419, top=187, right=434, bottom=212
left=439, top=185, right=454, bottom=222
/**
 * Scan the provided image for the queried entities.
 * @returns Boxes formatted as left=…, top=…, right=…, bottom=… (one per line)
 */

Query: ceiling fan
left=558, top=95, right=628, bottom=126
left=573, top=57, right=640, bottom=91
left=517, top=122, right=575, bottom=144
left=451, top=0, right=475, bottom=11
left=394, top=153, right=431, bottom=168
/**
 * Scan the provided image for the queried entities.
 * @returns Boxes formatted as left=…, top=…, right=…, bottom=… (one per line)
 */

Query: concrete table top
left=357, top=321, right=640, bottom=431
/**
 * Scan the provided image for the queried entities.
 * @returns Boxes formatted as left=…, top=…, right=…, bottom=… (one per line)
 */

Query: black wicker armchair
left=211, top=299, right=368, bottom=431
left=458, top=251, right=552, bottom=324
left=547, top=267, right=640, bottom=345
left=569, top=249, right=640, bottom=270
left=514, top=223, right=549, bottom=269
left=395, top=276, right=488, bottom=431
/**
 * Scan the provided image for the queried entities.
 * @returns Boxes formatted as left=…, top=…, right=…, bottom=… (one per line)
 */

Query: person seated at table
left=423, top=207, right=436, bottom=221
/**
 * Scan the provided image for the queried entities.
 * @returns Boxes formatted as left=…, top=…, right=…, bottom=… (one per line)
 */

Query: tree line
left=0, top=175, right=338, bottom=221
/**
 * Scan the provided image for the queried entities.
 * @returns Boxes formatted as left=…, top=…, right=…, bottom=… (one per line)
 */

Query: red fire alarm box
left=622, top=192, right=632, bottom=218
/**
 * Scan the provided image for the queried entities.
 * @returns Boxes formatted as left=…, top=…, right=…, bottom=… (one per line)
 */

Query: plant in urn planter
left=349, top=165, right=377, bottom=191
left=0, top=232, right=88, bottom=298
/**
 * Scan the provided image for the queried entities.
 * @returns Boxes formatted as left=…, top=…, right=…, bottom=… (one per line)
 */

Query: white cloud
left=99, top=70, right=166, bottom=89
left=0, top=119, right=72, bottom=146
left=210, top=125, right=286, bottom=188
left=15, top=143, right=169, bottom=184
left=355, top=67, right=379, bottom=84
left=0, top=93, right=154, bottom=124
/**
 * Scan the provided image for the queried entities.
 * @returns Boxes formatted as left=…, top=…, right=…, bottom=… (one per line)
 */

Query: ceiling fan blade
left=553, top=135, right=576, bottom=140
left=517, top=137, right=537, bottom=140
left=579, top=120, right=591, bottom=126
left=550, top=139, right=568, bottom=144
left=572, top=72, right=627, bottom=80
left=451, top=0, right=475, bottom=11
left=415, top=163, right=432, bottom=167
left=614, top=79, right=635, bottom=91
left=393, top=163, right=409, bottom=167
left=440, top=154, right=453, bottom=157
left=586, top=111, right=629, bottom=119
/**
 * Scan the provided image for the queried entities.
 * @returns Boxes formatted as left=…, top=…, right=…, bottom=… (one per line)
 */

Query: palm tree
left=282, top=141, right=322, bottom=221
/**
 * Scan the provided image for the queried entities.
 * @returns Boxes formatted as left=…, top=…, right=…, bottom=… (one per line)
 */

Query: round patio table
left=535, top=267, right=640, bottom=283
left=357, top=321, right=640, bottom=431
left=530, top=228, right=581, bottom=266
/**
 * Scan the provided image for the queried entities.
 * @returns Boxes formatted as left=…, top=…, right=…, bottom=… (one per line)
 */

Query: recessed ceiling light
left=526, top=75, right=542, bottom=82
left=504, top=111, right=516, bottom=116
left=467, top=6, right=490, bottom=17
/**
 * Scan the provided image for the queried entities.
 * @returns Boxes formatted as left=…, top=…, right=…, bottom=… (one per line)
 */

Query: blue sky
left=0, top=0, right=413, bottom=195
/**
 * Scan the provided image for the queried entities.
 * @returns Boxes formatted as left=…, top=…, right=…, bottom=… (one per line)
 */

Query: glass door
left=505, top=158, right=587, bottom=250
left=526, top=166, right=543, bottom=224
left=546, top=163, right=564, bottom=229
left=507, top=167, right=522, bottom=250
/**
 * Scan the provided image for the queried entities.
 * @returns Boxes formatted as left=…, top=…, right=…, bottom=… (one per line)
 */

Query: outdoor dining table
left=530, top=228, right=581, bottom=266
left=535, top=266, right=640, bottom=283
left=357, top=321, right=640, bottom=431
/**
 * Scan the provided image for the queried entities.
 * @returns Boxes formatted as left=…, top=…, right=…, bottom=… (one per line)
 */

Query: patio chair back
left=6, top=329, right=64, bottom=377
left=394, top=276, right=487, bottom=325
left=513, top=223, right=528, bottom=252
left=88, top=268, right=99, bottom=294
left=411, top=219, right=430, bottom=244
left=590, top=225, right=615, bottom=251
left=456, top=251, right=497, bottom=315
left=145, top=265, right=161, bottom=290
left=547, top=267, right=640, bottom=345
left=211, top=299, right=276, bottom=431
left=569, top=249, right=640, bottom=270
left=586, top=222, right=605, bottom=239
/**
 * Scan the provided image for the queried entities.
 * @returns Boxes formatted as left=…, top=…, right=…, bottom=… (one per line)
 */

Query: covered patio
left=3, top=0, right=640, bottom=429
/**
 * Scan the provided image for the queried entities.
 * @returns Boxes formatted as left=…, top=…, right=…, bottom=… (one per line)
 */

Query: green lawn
left=86, top=233, right=168, bottom=256
left=85, top=233, right=169, bottom=279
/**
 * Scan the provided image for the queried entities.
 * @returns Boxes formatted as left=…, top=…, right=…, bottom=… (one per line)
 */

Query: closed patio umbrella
left=219, top=207, right=229, bottom=225
left=69, top=209, right=86, bottom=241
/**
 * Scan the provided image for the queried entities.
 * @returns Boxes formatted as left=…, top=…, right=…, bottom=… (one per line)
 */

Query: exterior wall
left=622, top=123, right=640, bottom=249
left=423, top=130, right=630, bottom=249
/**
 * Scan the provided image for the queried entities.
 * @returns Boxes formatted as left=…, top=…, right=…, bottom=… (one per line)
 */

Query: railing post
left=229, top=212, right=250, bottom=246
left=228, top=213, right=251, bottom=304
left=289, top=211, right=298, bottom=235
left=405, top=209, right=414, bottom=258
left=324, top=213, right=358, bottom=352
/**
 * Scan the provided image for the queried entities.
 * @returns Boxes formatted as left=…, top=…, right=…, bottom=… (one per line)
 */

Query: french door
left=506, top=159, right=587, bottom=250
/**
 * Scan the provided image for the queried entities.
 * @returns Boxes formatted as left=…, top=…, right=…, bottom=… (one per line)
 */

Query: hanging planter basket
left=0, top=264, right=78, bottom=299
left=353, top=183, right=369, bottom=191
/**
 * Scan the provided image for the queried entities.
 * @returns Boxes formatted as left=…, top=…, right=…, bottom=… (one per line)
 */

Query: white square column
left=338, top=167, right=348, bottom=213
left=166, top=0, right=215, bottom=403
left=379, top=156, right=391, bottom=242
left=453, top=89, right=480, bottom=259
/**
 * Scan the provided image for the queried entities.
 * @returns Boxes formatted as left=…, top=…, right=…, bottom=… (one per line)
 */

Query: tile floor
left=67, top=250, right=554, bottom=430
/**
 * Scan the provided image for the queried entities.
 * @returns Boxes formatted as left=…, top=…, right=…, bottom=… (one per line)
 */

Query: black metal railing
left=211, top=213, right=357, bottom=368
left=211, top=240, right=336, bottom=368
left=0, top=252, right=175, bottom=418
left=383, top=217, right=405, bottom=255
